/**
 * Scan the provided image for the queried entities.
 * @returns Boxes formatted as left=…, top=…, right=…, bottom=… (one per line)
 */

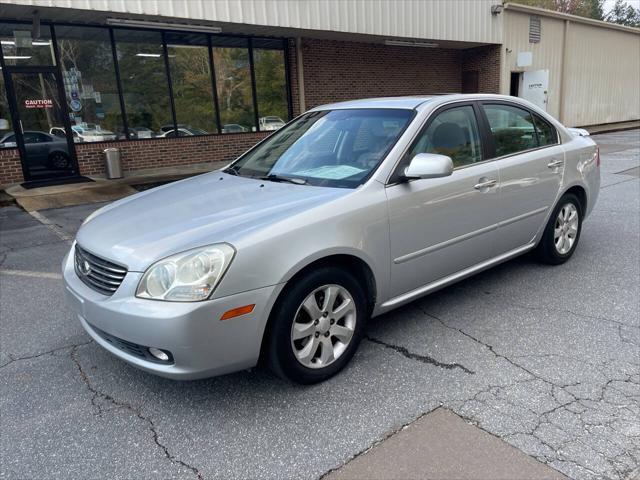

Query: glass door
left=8, top=69, right=78, bottom=182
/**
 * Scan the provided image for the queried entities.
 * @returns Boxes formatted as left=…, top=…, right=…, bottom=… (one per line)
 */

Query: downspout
left=295, top=37, right=306, bottom=113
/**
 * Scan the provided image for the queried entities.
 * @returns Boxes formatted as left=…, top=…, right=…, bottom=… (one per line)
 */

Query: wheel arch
left=258, top=251, right=378, bottom=362
left=562, top=184, right=587, bottom=214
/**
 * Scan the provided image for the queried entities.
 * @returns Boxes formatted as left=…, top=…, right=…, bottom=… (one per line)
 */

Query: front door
left=7, top=69, right=78, bottom=182
left=386, top=103, right=501, bottom=299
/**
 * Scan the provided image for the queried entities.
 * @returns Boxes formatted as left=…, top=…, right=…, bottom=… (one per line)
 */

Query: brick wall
left=0, top=133, right=269, bottom=186
left=299, top=38, right=463, bottom=109
left=0, top=148, right=22, bottom=186
left=75, top=132, right=270, bottom=176
left=461, top=44, right=501, bottom=93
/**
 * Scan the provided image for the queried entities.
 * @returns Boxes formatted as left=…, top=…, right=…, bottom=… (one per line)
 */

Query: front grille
left=74, top=244, right=127, bottom=296
left=92, top=325, right=174, bottom=364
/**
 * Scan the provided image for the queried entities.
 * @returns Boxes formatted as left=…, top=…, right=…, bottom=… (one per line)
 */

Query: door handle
left=547, top=159, right=564, bottom=168
left=474, top=179, right=497, bottom=190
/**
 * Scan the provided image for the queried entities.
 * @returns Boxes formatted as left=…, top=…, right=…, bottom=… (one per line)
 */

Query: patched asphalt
left=1, top=130, right=638, bottom=479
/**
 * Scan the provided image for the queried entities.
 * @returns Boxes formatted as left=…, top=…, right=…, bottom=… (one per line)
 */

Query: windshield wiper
left=259, top=174, right=307, bottom=185
left=223, top=165, right=239, bottom=176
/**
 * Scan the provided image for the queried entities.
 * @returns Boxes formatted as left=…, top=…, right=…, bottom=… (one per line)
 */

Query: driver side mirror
left=403, top=153, right=454, bottom=180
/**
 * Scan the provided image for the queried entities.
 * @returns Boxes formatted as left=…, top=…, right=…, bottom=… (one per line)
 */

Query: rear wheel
left=536, top=193, right=582, bottom=265
left=266, top=267, right=367, bottom=384
left=49, top=151, right=70, bottom=169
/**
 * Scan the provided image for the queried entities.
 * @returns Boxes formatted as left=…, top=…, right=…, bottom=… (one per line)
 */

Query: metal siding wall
left=501, top=11, right=565, bottom=119
left=563, top=22, right=640, bottom=126
left=5, top=0, right=502, bottom=44
left=502, top=10, right=640, bottom=126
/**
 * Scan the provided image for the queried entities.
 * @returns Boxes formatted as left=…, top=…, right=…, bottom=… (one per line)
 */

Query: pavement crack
left=601, top=177, right=639, bottom=189
left=365, top=335, right=475, bottom=374
left=418, top=307, right=539, bottom=379
left=70, top=345, right=204, bottom=480
left=0, top=340, right=93, bottom=369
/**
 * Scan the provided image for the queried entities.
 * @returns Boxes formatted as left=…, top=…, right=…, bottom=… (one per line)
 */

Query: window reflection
left=54, top=26, right=123, bottom=142
left=0, top=24, right=292, bottom=143
left=253, top=39, right=288, bottom=131
left=0, top=23, right=55, bottom=66
left=212, top=37, right=255, bottom=134
left=0, top=74, right=12, bottom=147
left=114, top=29, right=172, bottom=138
left=165, top=33, right=217, bottom=136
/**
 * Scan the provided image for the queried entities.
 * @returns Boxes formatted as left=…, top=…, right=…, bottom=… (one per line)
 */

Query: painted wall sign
left=25, top=99, right=53, bottom=109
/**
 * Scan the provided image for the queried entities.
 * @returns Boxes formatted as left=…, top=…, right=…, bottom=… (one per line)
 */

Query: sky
left=603, top=0, right=640, bottom=11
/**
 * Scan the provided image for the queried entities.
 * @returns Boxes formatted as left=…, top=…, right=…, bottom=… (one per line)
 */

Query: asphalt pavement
left=1, top=130, right=639, bottom=480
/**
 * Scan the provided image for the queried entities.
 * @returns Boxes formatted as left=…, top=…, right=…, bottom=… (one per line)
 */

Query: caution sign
left=25, top=99, right=53, bottom=109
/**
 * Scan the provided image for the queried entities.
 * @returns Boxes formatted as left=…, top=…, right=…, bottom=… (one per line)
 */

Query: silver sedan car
left=63, top=94, right=600, bottom=384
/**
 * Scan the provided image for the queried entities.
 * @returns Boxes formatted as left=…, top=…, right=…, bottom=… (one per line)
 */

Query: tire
left=536, top=193, right=583, bottom=265
left=265, top=266, right=367, bottom=384
left=49, top=151, right=70, bottom=170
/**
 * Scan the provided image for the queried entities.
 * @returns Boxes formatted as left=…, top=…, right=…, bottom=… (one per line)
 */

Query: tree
left=513, top=0, right=605, bottom=19
left=513, top=0, right=640, bottom=26
left=605, top=0, right=640, bottom=27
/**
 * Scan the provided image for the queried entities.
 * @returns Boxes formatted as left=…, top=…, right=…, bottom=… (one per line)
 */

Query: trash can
left=103, top=148, right=123, bottom=179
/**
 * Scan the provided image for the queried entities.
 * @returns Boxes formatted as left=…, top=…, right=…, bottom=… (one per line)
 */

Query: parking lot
left=1, top=130, right=639, bottom=480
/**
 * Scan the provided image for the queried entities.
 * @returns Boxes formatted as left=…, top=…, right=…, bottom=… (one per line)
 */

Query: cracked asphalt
left=1, top=130, right=639, bottom=480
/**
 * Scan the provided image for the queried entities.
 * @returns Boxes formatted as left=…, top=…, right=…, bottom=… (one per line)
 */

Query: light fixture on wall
left=106, top=18, right=222, bottom=34
left=384, top=40, right=439, bottom=48
left=491, top=4, right=504, bottom=15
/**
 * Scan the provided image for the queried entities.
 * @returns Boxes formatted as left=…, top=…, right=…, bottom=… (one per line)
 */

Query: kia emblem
left=80, top=259, right=91, bottom=275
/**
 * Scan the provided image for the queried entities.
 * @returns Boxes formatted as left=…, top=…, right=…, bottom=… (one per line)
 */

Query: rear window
left=483, top=104, right=538, bottom=157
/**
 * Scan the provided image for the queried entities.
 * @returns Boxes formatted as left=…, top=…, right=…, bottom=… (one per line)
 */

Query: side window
left=22, top=132, right=40, bottom=144
left=483, top=104, right=538, bottom=157
left=533, top=114, right=557, bottom=146
left=407, top=105, right=482, bottom=168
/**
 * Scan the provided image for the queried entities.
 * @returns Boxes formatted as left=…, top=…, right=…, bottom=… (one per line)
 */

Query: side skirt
left=375, top=242, right=536, bottom=315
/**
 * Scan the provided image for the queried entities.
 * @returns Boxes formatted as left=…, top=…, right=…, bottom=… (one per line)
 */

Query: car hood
left=76, top=172, right=350, bottom=271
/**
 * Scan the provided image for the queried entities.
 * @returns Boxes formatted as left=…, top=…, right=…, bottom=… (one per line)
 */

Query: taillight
left=595, top=146, right=600, bottom=167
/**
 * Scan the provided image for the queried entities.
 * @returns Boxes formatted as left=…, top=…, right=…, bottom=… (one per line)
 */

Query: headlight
left=136, top=243, right=235, bottom=302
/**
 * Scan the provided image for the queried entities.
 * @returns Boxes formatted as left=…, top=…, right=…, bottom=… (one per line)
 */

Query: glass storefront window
left=54, top=26, right=124, bottom=142
left=212, top=37, right=255, bottom=134
left=253, top=39, right=289, bottom=132
left=165, top=33, right=217, bottom=136
left=114, top=29, right=172, bottom=139
left=1, top=22, right=291, bottom=146
left=0, top=23, right=55, bottom=66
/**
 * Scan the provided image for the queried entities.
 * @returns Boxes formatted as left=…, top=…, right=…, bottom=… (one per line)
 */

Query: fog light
left=148, top=347, right=170, bottom=362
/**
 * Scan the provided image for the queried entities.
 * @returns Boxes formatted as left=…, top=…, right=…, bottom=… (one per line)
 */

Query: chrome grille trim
left=74, top=245, right=127, bottom=296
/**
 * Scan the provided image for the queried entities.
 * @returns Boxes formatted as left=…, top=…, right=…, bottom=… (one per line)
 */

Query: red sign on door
left=25, top=99, right=53, bottom=109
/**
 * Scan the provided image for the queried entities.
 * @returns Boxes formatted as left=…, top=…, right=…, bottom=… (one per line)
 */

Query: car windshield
left=227, top=108, right=413, bottom=188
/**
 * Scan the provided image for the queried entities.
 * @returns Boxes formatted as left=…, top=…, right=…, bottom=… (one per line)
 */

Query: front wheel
left=265, top=267, right=367, bottom=384
left=536, top=193, right=583, bottom=265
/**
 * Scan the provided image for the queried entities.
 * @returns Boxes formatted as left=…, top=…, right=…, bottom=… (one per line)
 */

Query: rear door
left=386, top=102, right=501, bottom=298
left=479, top=102, right=563, bottom=253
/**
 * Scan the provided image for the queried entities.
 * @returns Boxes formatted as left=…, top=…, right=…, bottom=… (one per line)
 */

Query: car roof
left=310, top=94, right=532, bottom=111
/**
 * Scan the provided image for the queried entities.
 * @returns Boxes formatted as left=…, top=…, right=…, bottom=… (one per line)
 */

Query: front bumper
left=63, top=245, right=283, bottom=380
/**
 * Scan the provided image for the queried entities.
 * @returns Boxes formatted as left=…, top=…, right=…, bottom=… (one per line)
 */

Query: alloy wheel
left=51, top=153, right=69, bottom=169
left=290, top=284, right=356, bottom=369
left=554, top=203, right=579, bottom=255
